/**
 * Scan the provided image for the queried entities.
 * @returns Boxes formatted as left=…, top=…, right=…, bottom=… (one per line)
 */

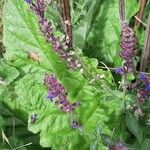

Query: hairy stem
left=140, top=15, right=150, bottom=72
left=118, top=0, right=125, bottom=23
left=59, top=0, right=73, bottom=47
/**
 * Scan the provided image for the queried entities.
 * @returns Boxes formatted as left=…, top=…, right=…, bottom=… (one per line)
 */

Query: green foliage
left=73, top=0, right=103, bottom=49
left=2, top=0, right=146, bottom=149
left=2, top=0, right=124, bottom=149
left=0, top=103, right=43, bottom=150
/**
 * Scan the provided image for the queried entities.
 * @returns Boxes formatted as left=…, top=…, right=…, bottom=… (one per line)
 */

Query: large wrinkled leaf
left=125, top=112, right=143, bottom=144
left=3, top=0, right=52, bottom=72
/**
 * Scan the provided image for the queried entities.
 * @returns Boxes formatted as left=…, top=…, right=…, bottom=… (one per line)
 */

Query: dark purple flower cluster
left=136, top=73, right=150, bottom=103
left=25, top=0, right=80, bottom=69
left=44, top=74, right=80, bottom=112
left=109, top=143, right=127, bottom=150
left=116, top=23, right=136, bottom=75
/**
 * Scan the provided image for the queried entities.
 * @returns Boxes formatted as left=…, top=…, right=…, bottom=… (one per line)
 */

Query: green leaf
left=125, top=112, right=143, bottom=144
left=0, top=61, right=19, bottom=85
left=73, top=0, right=102, bottom=48
left=126, top=0, right=139, bottom=21
left=3, top=0, right=52, bottom=72
left=141, top=139, right=150, bottom=150
left=14, top=74, right=88, bottom=149
left=126, top=72, right=135, bottom=81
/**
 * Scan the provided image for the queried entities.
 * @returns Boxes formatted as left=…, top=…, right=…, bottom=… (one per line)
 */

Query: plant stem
left=98, top=66, right=150, bottom=75
left=140, top=15, right=150, bottom=72
left=59, top=0, right=73, bottom=47
left=135, top=0, right=148, bottom=28
left=118, top=0, right=125, bottom=23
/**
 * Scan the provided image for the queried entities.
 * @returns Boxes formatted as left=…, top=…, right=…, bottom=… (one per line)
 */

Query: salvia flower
left=118, top=22, right=137, bottom=75
left=115, top=67, right=122, bottom=74
left=146, top=84, right=150, bottom=92
left=71, top=120, right=80, bottom=129
left=115, top=67, right=124, bottom=75
left=44, top=74, right=80, bottom=112
left=115, top=143, right=127, bottom=150
left=139, top=72, right=147, bottom=80
left=25, top=0, right=32, bottom=4
left=47, top=92, right=57, bottom=101
left=26, top=0, right=80, bottom=69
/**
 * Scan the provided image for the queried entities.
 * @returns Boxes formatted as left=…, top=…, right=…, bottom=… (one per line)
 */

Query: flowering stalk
left=25, top=0, right=80, bottom=69
left=44, top=74, right=80, bottom=128
left=116, top=22, right=137, bottom=75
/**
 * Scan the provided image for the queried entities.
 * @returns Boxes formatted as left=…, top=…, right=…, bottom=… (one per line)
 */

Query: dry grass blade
left=135, top=15, right=147, bottom=27
left=1, top=129, right=13, bottom=149
left=12, top=142, right=32, bottom=150
left=135, top=0, right=148, bottom=28
left=140, top=15, right=150, bottom=72
left=118, top=0, right=125, bottom=23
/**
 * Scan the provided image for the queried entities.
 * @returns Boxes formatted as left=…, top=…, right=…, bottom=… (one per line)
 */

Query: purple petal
left=146, top=84, right=150, bottom=92
left=115, top=67, right=122, bottom=74
left=139, top=72, right=147, bottom=80
left=24, top=0, right=32, bottom=4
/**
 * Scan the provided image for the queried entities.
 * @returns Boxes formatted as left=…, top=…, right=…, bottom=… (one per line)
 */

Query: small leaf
left=0, top=61, right=19, bottom=85
left=126, top=72, right=135, bottom=81
left=125, top=112, right=143, bottom=144
left=90, top=142, right=98, bottom=150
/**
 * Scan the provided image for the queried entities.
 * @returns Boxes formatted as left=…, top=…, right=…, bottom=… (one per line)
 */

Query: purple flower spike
left=146, top=84, right=150, bottom=92
left=44, top=74, right=80, bottom=112
left=27, top=0, right=80, bottom=69
left=118, top=22, right=137, bottom=74
left=139, top=72, right=147, bottom=80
